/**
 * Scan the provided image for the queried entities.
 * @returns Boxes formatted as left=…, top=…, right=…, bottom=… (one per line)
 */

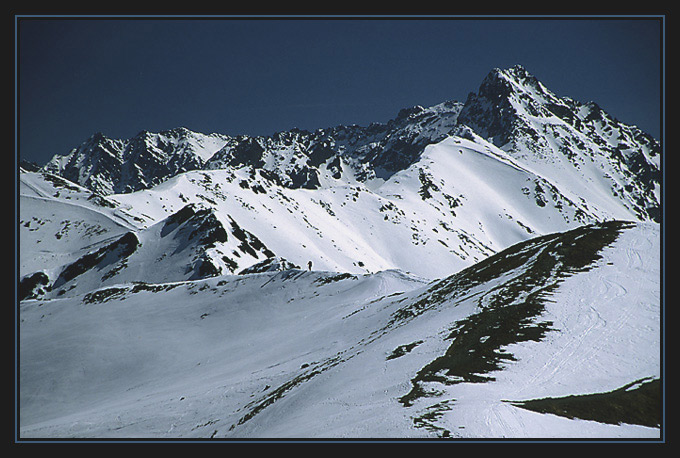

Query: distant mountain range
left=39, top=65, right=660, bottom=219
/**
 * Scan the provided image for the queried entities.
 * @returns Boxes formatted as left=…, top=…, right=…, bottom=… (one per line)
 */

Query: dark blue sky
left=17, top=16, right=663, bottom=166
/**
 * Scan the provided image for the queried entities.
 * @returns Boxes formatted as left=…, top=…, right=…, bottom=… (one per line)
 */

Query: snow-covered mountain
left=458, top=65, right=660, bottom=223
left=22, top=67, right=661, bottom=289
left=41, top=65, right=660, bottom=222
left=43, top=127, right=231, bottom=195
left=18, top=65, right=663, bottom=439
left=19, top=221, right=661, bottom=438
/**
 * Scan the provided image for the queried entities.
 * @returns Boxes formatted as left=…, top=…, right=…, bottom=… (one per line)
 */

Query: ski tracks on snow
left=512, top=234, right=642, bottom=401
left=477, top=226, right=659, bottom=437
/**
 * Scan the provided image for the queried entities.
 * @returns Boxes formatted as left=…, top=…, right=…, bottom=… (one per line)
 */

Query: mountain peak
left=497, top=63, right=531, bottom=79
left=477, top=64, right=545, bottom=99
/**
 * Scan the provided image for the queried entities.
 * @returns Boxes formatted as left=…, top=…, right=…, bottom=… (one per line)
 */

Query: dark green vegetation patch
left=387, top=340, right=424, bottom=360
left=396, top=221, right=635, bottom=426
left=508, top=377, right=661, bottom=428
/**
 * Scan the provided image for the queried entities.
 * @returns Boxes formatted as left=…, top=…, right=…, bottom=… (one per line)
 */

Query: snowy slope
left=18, top=221, right=660, bottom=439
left=19, top=169, right=139, bottom=281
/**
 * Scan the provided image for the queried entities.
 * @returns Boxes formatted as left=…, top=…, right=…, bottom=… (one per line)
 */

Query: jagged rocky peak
left=456, top=65, right=660, bottom=223
left=204, top=102, right=461, bottom=189
left=457, top=65, right=552, bottom=146
left=75, top=132, right=124, bottom=159
left=457, top=64, right=658, bottom=147
left=40, top=132, right=125, bottom=195
left=41, top=127, right=231, bottom=195
left=467, top=65, right=548, bottom=108
left=38, top=91, right=467, bottom=195
left=491, top=64, right=545, bottom=91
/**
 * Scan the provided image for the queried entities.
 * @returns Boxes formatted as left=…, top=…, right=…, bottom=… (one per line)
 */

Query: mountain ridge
left=39, top=65, right=660, bottom=222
